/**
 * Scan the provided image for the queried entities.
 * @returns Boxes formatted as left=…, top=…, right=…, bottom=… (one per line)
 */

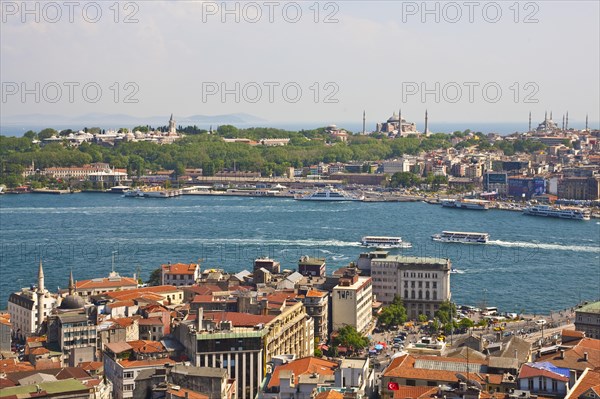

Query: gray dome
left=60, top=295, right=85, bottom=309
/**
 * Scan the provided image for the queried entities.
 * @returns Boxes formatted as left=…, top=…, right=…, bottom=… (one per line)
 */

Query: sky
left=1, top=0, right=599, bottom=130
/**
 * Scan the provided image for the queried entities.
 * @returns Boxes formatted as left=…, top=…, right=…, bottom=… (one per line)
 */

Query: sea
left=0, top=193, right=599, bottom=314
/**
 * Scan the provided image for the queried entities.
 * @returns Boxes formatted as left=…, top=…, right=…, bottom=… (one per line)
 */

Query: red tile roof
left=78, top=361, right=103, bottom=371
left=138, top=317, right=163, bottom=326
left=392, top=386, right=438, bottom=399
left=537, top=338, right=600, bottom=371
left=268, top=357, right=338, bottom=388
left=518, top=364, right=569, bottom=382
left=108, top=300, right=136, bottom=308
left=76, top=276, right=138, bottom=290
left=162, top=263, right=199, bottom=275
left=566, top=369, right=600, bottom=399
left=383, top=354, right=503, bottom=385
left=112, top=317, right=135, bottom=328
left=128, top=340, right=166, bottom=354
left=306, top=290, right=327, bottom=298
left=107, top=285, right=179, bottom=300
left=315, top=391, right=344, bottom=399
left=0, top=359, right=34, bottom=374
left=167, top=386, right=208, bottom=399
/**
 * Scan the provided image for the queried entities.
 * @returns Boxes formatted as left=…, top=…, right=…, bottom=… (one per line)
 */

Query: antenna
left=111, top=251, right=118, bottom=273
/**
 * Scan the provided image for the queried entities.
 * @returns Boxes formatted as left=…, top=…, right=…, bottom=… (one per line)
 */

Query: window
left=528, top=379, right=534, bottom=390
left=433, top=291, right=437, bottom=300
left=411, top=291, right=415, bottom=299
left=404, top=290, right=408, bottom=298
left=406, top=380, right=416, bottom=386
left=123, top=372, right=134, bottom=379
left=124, top=384, right=134, bottom=391
left=432, top=282, right=437, bottom=289
left=418, top=281, right=422, bottom=288
left=552, top=380, right=558, bottom=392
left=418, top=291, right=422, bottom=299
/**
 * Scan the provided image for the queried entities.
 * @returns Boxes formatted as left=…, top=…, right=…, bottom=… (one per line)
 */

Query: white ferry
left=523, top=205, right=590, bottom=221
left=361, top=236, right=412, bottom=248
left=432, top=231, right=489, bottom=244
left=123, top=188, right=145, bottom=198
left=441, top=198, right=490, bottom=210
left=295, top=188, right=364, bottom=201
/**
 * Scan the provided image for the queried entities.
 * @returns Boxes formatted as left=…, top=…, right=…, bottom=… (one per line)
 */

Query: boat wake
left=488, top=240, right=600, bottom=253
left=106, top=237, right=364, bottom=248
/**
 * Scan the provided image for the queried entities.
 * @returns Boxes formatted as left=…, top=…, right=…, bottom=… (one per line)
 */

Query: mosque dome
left=60, top=294, right=85, bottom=310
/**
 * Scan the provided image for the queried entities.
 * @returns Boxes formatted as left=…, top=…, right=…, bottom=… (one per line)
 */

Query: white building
left=161, top=262, right=201, bottom=286
left=371, top=255, right=451, bottom=319
left=332, top=272, right=373, bottom=334
left=7, top=261, right=58, bottom=340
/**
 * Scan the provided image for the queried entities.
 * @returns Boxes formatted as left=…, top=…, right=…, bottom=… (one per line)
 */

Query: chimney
left=185, top=392, right=189, bottom=399
left=583, top=352, right=588, bottom=361
left=514, top=349, right=518, bottom=359
left=560, top=350, right=565, bottom=359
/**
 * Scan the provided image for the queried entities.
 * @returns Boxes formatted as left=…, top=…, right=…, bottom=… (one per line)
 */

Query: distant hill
left=1, top=112, right=266, bottom=128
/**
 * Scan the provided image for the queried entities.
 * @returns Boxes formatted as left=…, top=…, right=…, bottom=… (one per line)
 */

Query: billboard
left=508, top=177, right=546, bottom=199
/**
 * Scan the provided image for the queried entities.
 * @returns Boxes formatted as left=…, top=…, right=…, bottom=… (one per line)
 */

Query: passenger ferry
left=431, top=231, right=489, bottom=244
left=523, top=205, right=590, bottom=220
left=361, top=236, right=412, bottom=248
left=295, top=188, right=364, bottom=201
left=441, top=198, right=490, bottom=210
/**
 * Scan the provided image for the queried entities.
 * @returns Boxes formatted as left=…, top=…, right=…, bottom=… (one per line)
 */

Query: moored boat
left=295, top=187, right=364, bottom=201
left=523, top=205, right=590, bottom=221
left=441, top=198, right=489, bottom=210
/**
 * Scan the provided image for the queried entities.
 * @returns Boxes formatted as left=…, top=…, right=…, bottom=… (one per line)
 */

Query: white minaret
left=36, top=260, right=45, bottom=331
left=168, top=113, right=176, bottom=135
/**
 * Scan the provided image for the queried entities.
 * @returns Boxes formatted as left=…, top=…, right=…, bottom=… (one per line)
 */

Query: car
left=535, top=319, right=547, bottom=326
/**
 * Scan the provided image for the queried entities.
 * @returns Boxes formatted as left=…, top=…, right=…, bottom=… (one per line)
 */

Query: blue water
left=1, top=194, right=599, bottom=314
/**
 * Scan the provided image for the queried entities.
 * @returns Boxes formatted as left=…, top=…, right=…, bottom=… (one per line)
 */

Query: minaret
left=545, top=111, right=548, bottom=121
left=398, top=108, right=402, bottom=134
left=566, top=111, right=569, bottom=130
left=424, top=109, right=429, bottom=136
left=68, top=270, right=75, bottom=296
left=362, top=110, right=366, bottom=135
left=36, top=260, right=45, bottom=331
left=528, top=112, right=531, bottom=132
left=168, top=113, right=176, bottom=135
left=586, top=114, right=589, bottom=131
left=562, top=115, right=565, bottom=131
left=550, top=111, right=553, bottom=121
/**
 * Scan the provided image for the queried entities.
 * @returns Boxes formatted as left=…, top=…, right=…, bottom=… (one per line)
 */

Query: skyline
left=1, top=1, right=599, bottom=127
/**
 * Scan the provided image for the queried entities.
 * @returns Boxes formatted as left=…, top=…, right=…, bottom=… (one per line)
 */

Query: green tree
left=434, top=300, right=456, bottom=325
left=377, top=295, right=408, bottom=327
left=458, top=318, right=475, bottom=330
left=146, top=268, right=162, bottom=286
left=23, top=130, right=37, bottom=140
left=38, top=128, right=58, bottom=140
left=332, top=325, right=369, bottom=351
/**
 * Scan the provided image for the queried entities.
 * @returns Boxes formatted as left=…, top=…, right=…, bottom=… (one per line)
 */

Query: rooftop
left=267, top=356, right=338, bottom=389
left=162, top=263, right=200, bottom=275
left=373, top=255, right=450, bottom=266
left=577, top=301, right=600, bottom=314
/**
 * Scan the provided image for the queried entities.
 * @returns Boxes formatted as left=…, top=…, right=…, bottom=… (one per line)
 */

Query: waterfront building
left=301, top=289, right=329, bottom=342
left=254, top=257, right=281, bottom=274
left=575, top=302, right=600, bottom=339
left=331, top=270, right=373, bottom=334
left=7, top=261, right=58, bottom=340
left=557, top=177, right=600, bottom=200
left=161, top=262, right=201, bottom=286
left=73, top=271, right=138, bottom=299
left=298, top=256, right=326, bottom=278
left=370, top=255, right=451, bottom=319
left=175, top=301, right=313, bottom=399
left=484, top=172, right=508, bottom=196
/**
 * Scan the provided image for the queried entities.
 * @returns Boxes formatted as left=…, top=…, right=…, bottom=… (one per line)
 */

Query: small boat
left=450, top=268, right=465, bottom=274
left=432, top=231, right=489, bottom=244
left=108, top=185, right=131, bottom=194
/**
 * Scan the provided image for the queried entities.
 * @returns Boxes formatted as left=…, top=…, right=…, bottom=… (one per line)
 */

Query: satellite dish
left=468, top=379, right=484, bottom=391
left=456, top=373, right=468, bottom=383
